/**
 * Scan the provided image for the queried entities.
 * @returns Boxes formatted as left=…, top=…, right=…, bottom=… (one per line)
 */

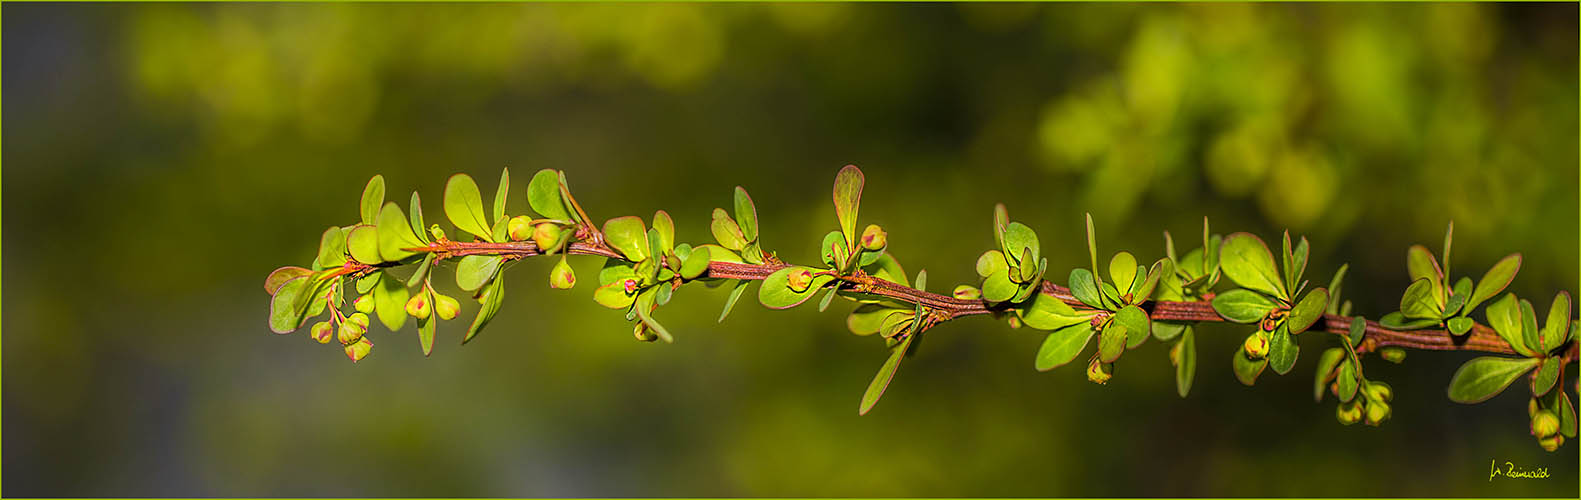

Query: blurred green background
left=4, top=2, right=1577, bottom=496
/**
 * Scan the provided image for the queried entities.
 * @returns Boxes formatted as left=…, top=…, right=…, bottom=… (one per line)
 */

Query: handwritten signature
left=1489, top=459, right=1549, bottom=481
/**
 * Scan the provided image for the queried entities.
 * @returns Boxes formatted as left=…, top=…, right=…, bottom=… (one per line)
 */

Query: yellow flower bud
left=311, top=321, right=335, bottom=344
left=1169, top=341, right=1182, bottom=367
left=434, top=293, right=461, bottom=321
left=344, top=337, right=373, bottom=363
left=1336, top=400, right=1363, bottom=425
left=1365, top=381, right=1393, bottom=403
left=1364, top=400, right=1391, bottom=426
left=1538, top=434, right=1563, bottom=452
left=1086, top=357, right=1114, bottom=385
left=787, top=269, right=814, bottom=293
left=550, top=256, right=576, bottom=289
left=860, top=224, right=887, bottom=251
left=1243, top=332, right=1269, bottom=359
left=405, top=293, right=431, bottom=320
left=429, top=224, right=447, bottom=242
left=1006, top=316, right=1022, bottom=329
left=952, top=285, right=982, bottom=301
left=633, top=322, right=658, bottom=342
left=507, top=216, right=533, bottom=241
left=1531, top=410, right=1560, bottom=438
left=532, top=223, right=563, bottom=252
left=338, top=313, right=369, bottom=345
left=352, top=294, right=375, bottom=314
left=1529, top=398, right=1540, bottom=418
left=1379, top=347, right=1406, bottom=363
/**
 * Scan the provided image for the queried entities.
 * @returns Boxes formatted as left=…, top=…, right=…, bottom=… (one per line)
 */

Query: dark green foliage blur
left=3, top=2, right=1576, bottom=496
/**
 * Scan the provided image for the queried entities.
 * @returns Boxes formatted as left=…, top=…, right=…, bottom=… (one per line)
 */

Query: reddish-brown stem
left=396, top=238, right=1573, bottom=363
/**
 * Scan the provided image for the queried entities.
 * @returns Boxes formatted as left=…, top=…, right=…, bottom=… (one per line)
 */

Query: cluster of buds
left=405, top=287, right=460, bottom=321
left=1335, top=379, right=1393, bottom=426
left=337, top=313, right=372, bottom=361
left=1528, top=398, right=1565, bottom=451
left=508, top=215, right=570, bottom=253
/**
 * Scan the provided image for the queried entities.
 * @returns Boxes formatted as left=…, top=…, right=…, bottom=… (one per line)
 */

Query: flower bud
left=311, top=321, right=335, bottom=344
left=1529, top=398, right=1540, bottom=418
left=1364, top=400, right=1391, bottom=426
left=1531, top=410, right=1560, bottom=438
left=532, top=223, right=563, bottom=252
left=338, top=313, right=370, bottom=345
left=507, top=216, right=533, bottom=241
left=633, top=322, right=658, bottom=342
left=429, top=224, right=447, bottom=242
left=1243, top=332, right=1270, bottom=359
left=860, top=224, right=887, bottom=251
left=1365, top=381, right=1393, bottom=403
left=550, top=257, right=576, bottom=289
left=1379, top=347, right=1406, bottom=364
left=353, top=294, right=375, bottom=314
left=787, top=268, right=814, bottom=293
left=344, top=337, right=373, bottom=362
left=434, top=293, right=460, bottom=321
left=1086, top=358, right=1114, bottom=385
left=1336, top=400, right=1363, bottom=425
left=405, top=293, right=432, bottom=320
left=1169, top=341, right=1182, bottom=367
left=1006, top=316, right=1022, bottom=329
left=1538, top=434, right=1564, bottom=452
left=953, top=285, right=982, bottom=301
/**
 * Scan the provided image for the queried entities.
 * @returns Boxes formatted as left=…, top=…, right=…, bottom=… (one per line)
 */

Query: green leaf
left=1467, top=253, right=1521, bottom=314
left=1325, top=264, right=1349, bottom=315
left=679, top=245, right=711, bottom=280
left=848, top=304, right=908, bottom=336
left=1003, top=222, right=1040, bottom=265
left=268, top=276, right=312, bottom=333
left=444, top=173, right=494, bottom=242
left=1336, top=359, right=1359, bottom=402
left=490, top=216, right=509, bottom=244
left=1406, top=244, right=1445, bottom=308
left=1153, top=321, right=1186, bottom=341
left=602, top=216, right=650, bottom=262
left=1447, top=356, right=1540, bottom=404
left=759, top=266, right=834, bottom=309
left=1020, top=292, right=1098, bottom=331
left=463, top=276, right=505, bottom=344
left=833, top=165, right=864, bottom=252
left=1447, top=316, right=1474, bottom=336
left=733, top=186, right=758, bottom=242
left=711, top=208, right=748, bottom=251
left=863, top=252, right=909, bottom=287
left=360, top=175, right=385, bottom=225
left=981, top=270, right=1017, bottom=303
left=1379, top=311, right=1439, bottom=330
left=1268, top=324, right=1298, bottom=375
left=406, top=253, right=435, bottom=288
left=1348, top=316, right=1366, bottom=346
left=1211, top=288, right=1278, bottom=324
left=1531, top=358, right=1559, bottom=397
left=1314, top=347, right=1346, bottom=402
left=633, top=289, right=674, bottom=343
left=455, top=255, right=503, bottom=292
left=1560, top=391, right=1577, bottom=438
left=1036, top=324, right=1095, bottom=371
left=355, top=264, right=379, bottom=293
left=1113, top=305, right=1150, bottom=349
left=1132, top=259, right=1169, bottom=302
left=409, top=191, right=430, bottom=245
left=994, top=204, right=1010, bottom=254
left=1399, top=278, right=1441, bottom=320
left=373, top=271, right=409, bottom=332
left=1287, top=287, right=1329, bottom=334
left=1520, top=298, right=1542, bottom=359
left=1175, top=329, right=1197, bottom=398
left=316, top=227, right=348, bottom=269
left=718, top=280, right=751, bottom=322
left=527, top=169, right=571, bottom=221
left=491, top=168, right=510, bottom=224
left=816, top=287, right=839, bottom=312
left=1233, top=350, right=1268, bottom=386
left=347, top=225, right=381, bottom=264
left=859, top=331, right=912, bottom=416
left=377, top=203, right=424, bottom=262
left=593, top=281, right=637, bottom=309
left=1068, top=268, right=1102, bottom=308
left=823, top=231, right=852, bottom=269
left=651, top=210, right=676, bottom=257
left=1442, top=221, right=1454, bottom=278
left=1219, top=232, right=1286, bottom=300
left=1444, top=277, right=1471, bottom=317
left=266, top=266, right=315, bottom=297
left=1084, top=212, right=1098, bottom=279
left=1108, top=251, right=1137, bottom=293
left=1289, top=235, right=1310, bottom=288
left=417, top=308, right=436, bottom=356
left=1539, top=291, right=1570, bottom=353
left=1098, top=322, right=1126, bottom=363
left=1009, top=258, right=1047, bottom=304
